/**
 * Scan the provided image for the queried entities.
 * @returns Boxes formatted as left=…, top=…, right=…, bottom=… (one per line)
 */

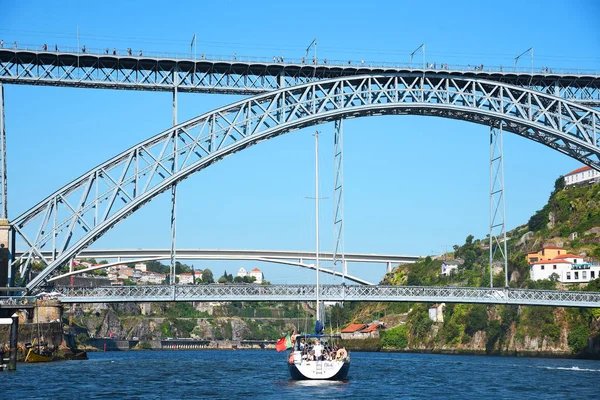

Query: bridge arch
left=14, top=74, right=600, bottom=290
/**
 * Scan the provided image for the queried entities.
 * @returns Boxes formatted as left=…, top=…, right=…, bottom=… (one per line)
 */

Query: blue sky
left=1, top=0, right=599, bottom=284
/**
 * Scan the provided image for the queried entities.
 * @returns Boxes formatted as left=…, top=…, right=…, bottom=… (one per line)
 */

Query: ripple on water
left=1, top=351, right=599, bottom=399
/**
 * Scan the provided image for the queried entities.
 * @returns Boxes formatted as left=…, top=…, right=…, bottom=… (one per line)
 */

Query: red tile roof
left=530, top=260, right=571, bottom=265
left=251, top=268, right=261, bottom=272
left=341, top=323, right=366, bottom=333
left=565, top=166, right=592, bottom=176
left=360, top=324, right=382, bottom=333
left=542, top=245, right=564, bottom=250
left=554, top=254, right=579, bottom=259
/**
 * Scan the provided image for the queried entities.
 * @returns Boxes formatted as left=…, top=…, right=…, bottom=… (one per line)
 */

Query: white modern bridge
left=31, top=248, right=422, bottom=286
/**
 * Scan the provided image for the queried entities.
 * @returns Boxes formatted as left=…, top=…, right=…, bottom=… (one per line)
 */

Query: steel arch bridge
left=13, top=73, right=600, bottom=290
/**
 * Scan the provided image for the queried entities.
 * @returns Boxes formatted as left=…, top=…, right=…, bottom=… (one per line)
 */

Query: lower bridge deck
left=45, top=285, right=600, bottom=308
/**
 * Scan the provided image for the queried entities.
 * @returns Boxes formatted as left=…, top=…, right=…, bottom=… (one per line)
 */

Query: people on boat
left=293, top=336, right=348, bottom=362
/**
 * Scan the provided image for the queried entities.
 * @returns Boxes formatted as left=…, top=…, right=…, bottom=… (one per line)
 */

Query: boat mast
left=314, top=131, right=320, bottom=325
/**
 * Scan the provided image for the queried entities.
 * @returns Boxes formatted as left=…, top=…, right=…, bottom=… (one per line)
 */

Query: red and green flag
left=275, top=334, right=293, bottom=352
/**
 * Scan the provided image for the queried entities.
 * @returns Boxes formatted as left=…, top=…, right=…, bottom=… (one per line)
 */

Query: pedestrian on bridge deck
left=82, top=45, right=86, bottom=53
left=113, top=48, right=116, bottom=55
left=0, top=40, right=4, bottom=48
left=13, top=41, right=17, bottom=49
left=139, top=49, right=143, bottom=56
left=105, top=48, right=109, bottom=54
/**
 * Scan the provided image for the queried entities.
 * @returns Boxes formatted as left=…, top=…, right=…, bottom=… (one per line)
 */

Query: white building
left=529, top=253, right=600, bottom=283
left=250, top=268, right=263, bottom=284
left=441, top=261, right=459, bottom=276
left=139, top=271, right=166, bottom=284
left=564, top=166, right=600, bottom=187
left=134, top=263, right=147, bottom=272
left=237, top=267, right=247, bottom=278
left=428, top=303, right=445, bottom=323
left=178, top=273, right=195, bottom=285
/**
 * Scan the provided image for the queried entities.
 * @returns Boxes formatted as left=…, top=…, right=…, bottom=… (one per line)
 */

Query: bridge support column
left=0, top=83, right=6, bottom=220
left=170, top=68, right=178, bottom=285
left=333, top=119, right=346, bottom=282
left=489, top=122, right=509, bottom=287
left=387, top=262, right=392, bottom=274
left=0, top=84, right=10, bottom=287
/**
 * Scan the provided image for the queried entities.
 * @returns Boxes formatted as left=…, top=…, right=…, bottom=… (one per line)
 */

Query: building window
left=541, top=265, right=545, bottom=270
left=575, top=271, right=579, bottom=280
left=583, top=271, right=587, bottom=279
left=558, top=251, right=561, bottom=255
left=553, top=265, right=557, bottom=269
left=592, top=271, right=596, bottom=279
left=567, top=272, right=571, bottom=280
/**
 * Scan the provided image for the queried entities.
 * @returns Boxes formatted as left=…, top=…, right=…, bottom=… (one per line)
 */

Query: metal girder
left=13, top=74, right=600, bottom=291
left=489, top=123, right=508, bottom=287
left=332, top=119, right=345, bottom=280
left=50, top=284, right=600, bottom=308
left=1, top=50, right=599, bottom=104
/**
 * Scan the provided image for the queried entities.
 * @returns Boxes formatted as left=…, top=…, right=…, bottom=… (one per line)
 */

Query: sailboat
left=287, top=131, right=350, bottom=380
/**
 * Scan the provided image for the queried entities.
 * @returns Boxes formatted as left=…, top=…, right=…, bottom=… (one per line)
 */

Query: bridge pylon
left=489, top=122, right=509, bottom=287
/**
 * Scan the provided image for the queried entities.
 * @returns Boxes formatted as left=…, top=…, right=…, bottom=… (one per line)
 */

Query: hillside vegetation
left=347, top=177, right=600, bottom=357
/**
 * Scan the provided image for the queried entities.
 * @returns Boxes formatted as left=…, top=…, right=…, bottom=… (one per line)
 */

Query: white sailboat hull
left=288, top=358, right=350, bottom=380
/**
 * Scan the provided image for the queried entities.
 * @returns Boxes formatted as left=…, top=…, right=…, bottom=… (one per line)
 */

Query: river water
left=2, top=350, right=599, bottom=399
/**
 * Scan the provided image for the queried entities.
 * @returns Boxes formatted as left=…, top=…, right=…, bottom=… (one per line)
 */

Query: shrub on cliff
left=380, top=325, right=408, bottom=349
left=465, top=304, right=488, bottom=336
left=568, top=325, right=591, bottom=354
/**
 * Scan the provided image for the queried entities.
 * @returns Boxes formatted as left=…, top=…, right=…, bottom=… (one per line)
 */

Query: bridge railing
left=48, top=284, right=600, bottom=307
left=3, top=44, right=599, bottom=76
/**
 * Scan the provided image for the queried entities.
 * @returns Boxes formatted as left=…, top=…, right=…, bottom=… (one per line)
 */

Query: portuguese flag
left=276, top=334, right=293, bottom=352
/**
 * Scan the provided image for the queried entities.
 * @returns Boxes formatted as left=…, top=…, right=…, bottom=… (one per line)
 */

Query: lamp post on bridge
left=514, top=47, right=534, bottom=73
left=409, top=43, right=426, bottom=69
left=306, top=39, right=317, bottom=64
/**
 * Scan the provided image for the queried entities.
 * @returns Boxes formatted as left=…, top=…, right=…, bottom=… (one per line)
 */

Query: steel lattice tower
left=489, top=122, right=509, bottom=287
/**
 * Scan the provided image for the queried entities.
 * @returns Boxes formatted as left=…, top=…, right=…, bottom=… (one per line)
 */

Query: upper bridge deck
left=1, top=47, right=598, bottom=105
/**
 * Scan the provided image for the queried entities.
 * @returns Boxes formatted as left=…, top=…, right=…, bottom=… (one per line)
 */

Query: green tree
left=465, top=304, right=488, bottom=336
left=568, top=325, right=590, bottom=353
left=202, top=269, right=214, bottom=284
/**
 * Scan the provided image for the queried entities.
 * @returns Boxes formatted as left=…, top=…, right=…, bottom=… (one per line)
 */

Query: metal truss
left=0, top=83, right=5, bottom=218
left=489, top=122, right=508, bottom=287
left=332, top=119, right=345, bottom=280
left=13, top=74, right=600, bottom=291
left=51, top=284, right=600, bottom=308
left=1, top=50, right=599, bottom=105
